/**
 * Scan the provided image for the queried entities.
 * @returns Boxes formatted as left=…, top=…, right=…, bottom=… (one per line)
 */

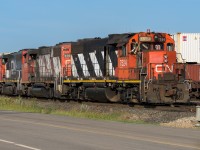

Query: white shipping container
left=172, top=33, right=200, bottom=63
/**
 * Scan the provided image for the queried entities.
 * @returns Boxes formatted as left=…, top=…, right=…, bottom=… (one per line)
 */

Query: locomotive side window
left=2, top=58, right=8, bottom=64
left=167, top=43, right=174, bottom=51
left=121, top=45, right=127, bottom=57
left=130, top=42, right=138, bottom=54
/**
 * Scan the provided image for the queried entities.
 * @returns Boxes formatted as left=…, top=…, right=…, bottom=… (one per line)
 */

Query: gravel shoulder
left=37, top=100, right=199, bottom=128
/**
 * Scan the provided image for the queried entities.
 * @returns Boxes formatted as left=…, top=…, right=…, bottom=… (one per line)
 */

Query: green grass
left=0, top=96, right=146, bottom=124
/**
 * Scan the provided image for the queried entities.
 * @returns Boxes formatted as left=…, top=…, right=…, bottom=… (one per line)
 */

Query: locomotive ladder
left=140, top=68, right=148, bottom=103
left=54, top=72, right=63, bottom=96
left=17, top=70, right=22, bottom=93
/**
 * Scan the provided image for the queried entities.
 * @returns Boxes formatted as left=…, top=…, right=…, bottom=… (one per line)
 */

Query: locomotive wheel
left=85, top=87, right=120, bottom=102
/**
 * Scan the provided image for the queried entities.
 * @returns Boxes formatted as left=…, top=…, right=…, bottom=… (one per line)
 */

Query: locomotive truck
left=0, top=31, right=199, bottom=104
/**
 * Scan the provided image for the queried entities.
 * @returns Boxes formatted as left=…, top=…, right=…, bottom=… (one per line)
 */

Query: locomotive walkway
left=0, top=110, right=199, bottom=150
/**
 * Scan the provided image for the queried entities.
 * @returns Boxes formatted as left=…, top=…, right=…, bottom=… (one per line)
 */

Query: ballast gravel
left=38, top=100, right=198, bottom=128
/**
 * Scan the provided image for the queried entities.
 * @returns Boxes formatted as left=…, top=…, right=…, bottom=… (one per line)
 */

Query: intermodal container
left=171, top=33, right=200, bottom=63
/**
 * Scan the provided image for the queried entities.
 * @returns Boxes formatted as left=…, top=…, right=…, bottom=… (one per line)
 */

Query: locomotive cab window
left=130, top=42, right=138, bottom=54
left=140, top=42, right=164, bottom=51
left=121, top=45, right=127, bottom=57
left=167, top=43, right=174, bottom=51
left=29, top=54, right=37, bottom=60
left=140, top=43, right=151, bottom=51
left=154, top=43, right=164, bottom=50
left=2, top=58, right=8, bottom=64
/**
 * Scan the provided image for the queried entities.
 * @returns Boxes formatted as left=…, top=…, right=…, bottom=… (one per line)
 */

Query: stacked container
left=172, top=33, right=200, bottom=63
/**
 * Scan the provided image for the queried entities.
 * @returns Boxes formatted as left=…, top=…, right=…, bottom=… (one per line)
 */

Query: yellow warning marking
left=63, top=79, right=141, bottom=83
left=3, top=80, right=18, bottom=82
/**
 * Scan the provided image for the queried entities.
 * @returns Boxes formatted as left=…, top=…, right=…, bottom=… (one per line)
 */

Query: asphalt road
left=0, top=110, right=199, bottom=150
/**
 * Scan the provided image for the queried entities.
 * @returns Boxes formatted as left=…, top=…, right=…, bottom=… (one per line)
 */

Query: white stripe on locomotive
left=52, top=57, right=61, bottom=77
left=71, top=56, right=78, bottom=77
left=78, top=53, right=90, bottom=77
left=44, top=54, right=52, bottom=76
left=101, top=51, right=115, bottom=76
left=89, top=52, right=102, bottom=76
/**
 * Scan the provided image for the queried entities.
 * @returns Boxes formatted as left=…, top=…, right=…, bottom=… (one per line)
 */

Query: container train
left=0, top=31, right=199, bottom=104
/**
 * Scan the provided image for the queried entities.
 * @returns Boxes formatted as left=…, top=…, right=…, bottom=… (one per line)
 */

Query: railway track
left=0, top=95, right=198, bottom=113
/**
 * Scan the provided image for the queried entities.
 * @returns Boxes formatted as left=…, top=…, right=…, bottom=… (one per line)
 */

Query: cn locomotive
left=0, top=31, right=199, bottom=104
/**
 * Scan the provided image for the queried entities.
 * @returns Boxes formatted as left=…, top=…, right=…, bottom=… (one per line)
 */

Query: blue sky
left=0, top=0, right=199, bottom=52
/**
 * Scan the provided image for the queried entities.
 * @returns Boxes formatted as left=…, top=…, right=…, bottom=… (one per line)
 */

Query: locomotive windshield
left=140, top=43, right=151, bottom=50
left=140, top=42, right=164, bottom=51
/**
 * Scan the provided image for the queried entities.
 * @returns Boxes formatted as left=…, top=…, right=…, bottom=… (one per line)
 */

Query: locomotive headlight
left=164, top=54, right=168, bottom=63
left=164, top=55, right=168, bottom=59
left=164, top=59, right=168, bottom=63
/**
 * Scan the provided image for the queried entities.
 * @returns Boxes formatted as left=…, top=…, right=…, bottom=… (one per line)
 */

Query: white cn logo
left=155, top=64, right=173, bottom=73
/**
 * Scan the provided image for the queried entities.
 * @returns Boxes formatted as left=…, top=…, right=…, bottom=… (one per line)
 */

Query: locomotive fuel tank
left=28, top=83, right=53, bottom=98
left=2, top=83, right=17, bottom=95
left=85, top=87, right=120, bottom=102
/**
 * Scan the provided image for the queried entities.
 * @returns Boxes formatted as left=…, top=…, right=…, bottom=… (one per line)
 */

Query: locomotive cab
left=138, top=32, right=176, bottom=80
left=116, top=32, right=176, bottom=80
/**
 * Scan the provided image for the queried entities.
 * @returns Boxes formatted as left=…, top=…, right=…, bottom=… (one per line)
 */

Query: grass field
left=0, top=96, right=145, bottom=124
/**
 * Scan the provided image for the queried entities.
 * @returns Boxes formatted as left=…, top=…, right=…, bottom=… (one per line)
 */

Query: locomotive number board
left=139, top=36, right=152, bottom=42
